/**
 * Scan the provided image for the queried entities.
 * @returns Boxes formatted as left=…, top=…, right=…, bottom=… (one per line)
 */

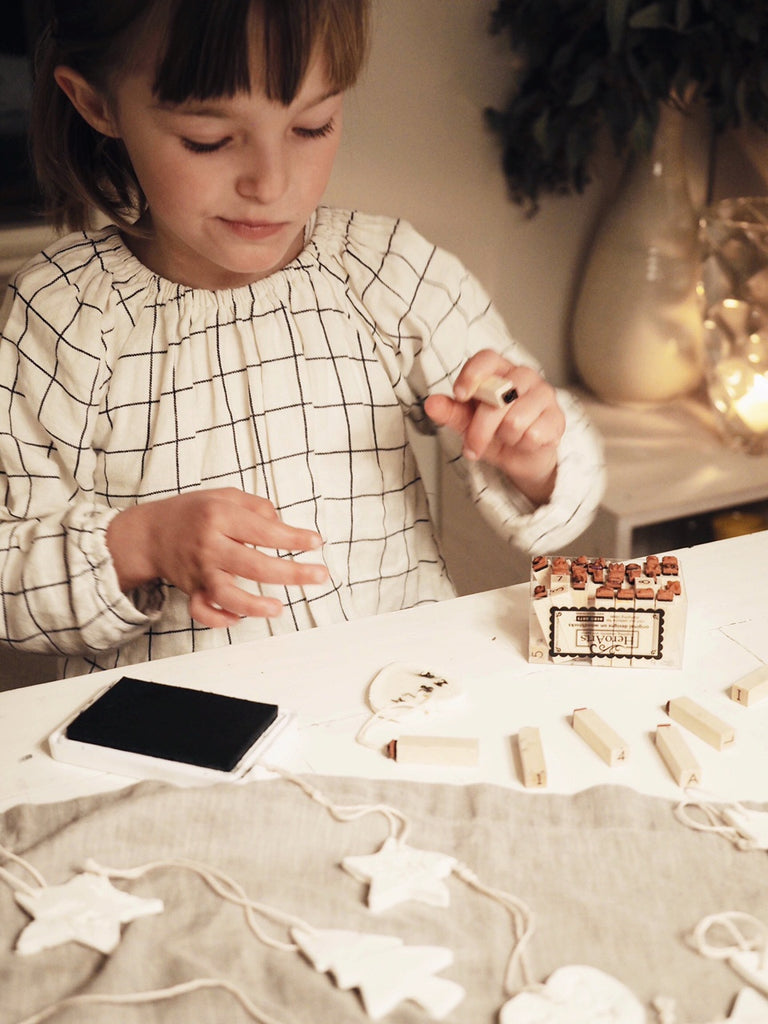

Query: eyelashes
left=294, top=119, right=336, bottom=140
left=182, top=138, right=228, bottom=153
left=181, top=119, right=336, bottom=153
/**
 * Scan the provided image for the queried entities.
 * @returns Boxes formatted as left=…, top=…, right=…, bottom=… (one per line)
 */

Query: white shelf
left=577, top=390, right=768, bottom=557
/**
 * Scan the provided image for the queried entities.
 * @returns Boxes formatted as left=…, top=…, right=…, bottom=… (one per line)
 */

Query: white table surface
left=2, top=531, right=768, bottom=813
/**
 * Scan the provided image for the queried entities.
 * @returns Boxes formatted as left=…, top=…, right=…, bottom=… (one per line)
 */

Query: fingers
left=188, top=531, right=331, bottom=623
left=218, top=541, right=329, bottom=589
left=462, top=366, right=563, bottom=461
left=209, top=488, right=325, bottom=554
left=189, top=585, right=284, bottom=628
left=423, top=393, right=472, bottom=433
left=132, top=488, right=331, bottom=624
left=189, top=590, right=244, bottom=629
left=187, top=549, right=324, bottom=626
left=184, top=545, right=328, bottom=626
left=194, top=490, right=330, bottom=590
left=424, top=354, right=564, bottom=505
left=452, top=349, right=512, bottom=404
left=425, top=358, right=564, bottom=463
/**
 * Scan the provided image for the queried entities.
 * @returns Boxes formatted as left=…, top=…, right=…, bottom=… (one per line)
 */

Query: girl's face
left=104, top=54, right=344, bottom=289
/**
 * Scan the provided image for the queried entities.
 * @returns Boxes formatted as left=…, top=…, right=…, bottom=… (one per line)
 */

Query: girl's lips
left=221, top=218, right=286, bottom=240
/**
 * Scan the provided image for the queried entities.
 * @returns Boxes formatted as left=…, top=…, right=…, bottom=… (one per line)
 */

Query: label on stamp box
left=549, top=607, right=664, bottom=660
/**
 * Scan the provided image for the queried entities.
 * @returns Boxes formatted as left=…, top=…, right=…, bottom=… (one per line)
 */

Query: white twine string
left=13, top=977, right=286, bottom=1024
left=0, top=864, right=39, bottom=900
left=1, top=838, right=312, bottom=954
left=675, top=796, right=766, bottom=851
left=260, top=762, right=537, bottom=995
left=355, top=693, right=433, bottom=749
left=259, top=759, right=411, bottom=843
left=675, top=799, right=742, bottom=842
left=689, top=910, right=768, bottom=971
left=0, top=842, right=290, bottom=1024
left=2, top=768, right=538, bottom=1020
left=84, top=856, right=310, bottom=952
left=0, top=841, right=47, bottom=895
left=451, top=861, right=536, bottom=993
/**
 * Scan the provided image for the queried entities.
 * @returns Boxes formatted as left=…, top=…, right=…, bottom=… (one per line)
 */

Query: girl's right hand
left=106, top=488, right=329, bottom=628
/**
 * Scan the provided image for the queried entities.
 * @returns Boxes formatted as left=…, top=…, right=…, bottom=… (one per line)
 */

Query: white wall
left=325, top=0, right=611, bottom=385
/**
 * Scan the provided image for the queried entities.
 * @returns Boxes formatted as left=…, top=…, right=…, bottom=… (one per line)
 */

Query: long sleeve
left=340, top=213, right=606, bottom=553
left=0, top=257, right=163, bottom=658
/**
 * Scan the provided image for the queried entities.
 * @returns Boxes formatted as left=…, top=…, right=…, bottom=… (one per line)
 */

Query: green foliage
left=486, top=0, right=768, bottom=213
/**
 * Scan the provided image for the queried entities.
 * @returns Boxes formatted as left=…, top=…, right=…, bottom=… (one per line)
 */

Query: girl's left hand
left=423, top=350, right=564, bottom=506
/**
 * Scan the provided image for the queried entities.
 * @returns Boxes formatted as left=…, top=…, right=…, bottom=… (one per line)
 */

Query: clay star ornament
left=14, top=871, right=164, bottom=955
left=341, top=836, right=457, bottom=912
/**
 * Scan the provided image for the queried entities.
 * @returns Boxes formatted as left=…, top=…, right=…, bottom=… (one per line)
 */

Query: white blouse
left=0, top=207, right=604, bottom=676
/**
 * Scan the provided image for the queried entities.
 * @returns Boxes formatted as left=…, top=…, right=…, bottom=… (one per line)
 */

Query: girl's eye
left=181, top=137, right=229, bottom=154
left=294, top=119, right=336, bottom=140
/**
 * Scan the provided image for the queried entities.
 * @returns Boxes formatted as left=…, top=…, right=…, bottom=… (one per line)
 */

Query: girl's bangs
left=153, top=0, right=367, bottom=104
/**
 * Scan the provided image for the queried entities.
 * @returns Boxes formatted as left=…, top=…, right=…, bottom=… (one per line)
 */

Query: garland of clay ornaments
left=3, top=664, right=768, bottom=1023
left=0, top=759, right=656, bottom=1024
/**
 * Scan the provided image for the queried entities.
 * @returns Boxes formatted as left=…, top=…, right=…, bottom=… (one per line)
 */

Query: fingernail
left=463, top=446, right=478, bottom=461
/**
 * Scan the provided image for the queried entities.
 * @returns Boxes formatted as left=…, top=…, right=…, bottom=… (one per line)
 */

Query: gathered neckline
left=95, top=207, right=337, bottom=301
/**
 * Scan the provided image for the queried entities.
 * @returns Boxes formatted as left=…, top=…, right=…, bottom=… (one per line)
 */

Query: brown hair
left=31, top=0, right=371, bottom=232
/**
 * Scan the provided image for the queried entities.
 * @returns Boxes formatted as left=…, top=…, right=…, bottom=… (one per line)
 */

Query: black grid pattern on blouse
left=0, top=210, right=603, bottom=674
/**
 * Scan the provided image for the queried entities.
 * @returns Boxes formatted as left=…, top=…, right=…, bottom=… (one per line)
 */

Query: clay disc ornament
left=366, top=663, right=465, bottom=716
left=499, top=965, right=645, bottom=1024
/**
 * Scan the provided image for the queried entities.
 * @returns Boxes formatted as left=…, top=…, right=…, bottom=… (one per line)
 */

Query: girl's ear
left=54, top=66, right=120, bottom=137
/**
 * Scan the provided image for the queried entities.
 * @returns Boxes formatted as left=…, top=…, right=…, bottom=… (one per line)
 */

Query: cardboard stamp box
left=528, top=553, right=686, bottom=668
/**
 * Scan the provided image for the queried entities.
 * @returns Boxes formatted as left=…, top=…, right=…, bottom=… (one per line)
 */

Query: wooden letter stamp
left=666, top=696, right=735, bottom=751
left=386, top=735, right=479, bottom=766
left=517, top=726, right=547, bottom=788
left=655, top=723, right=702, bottom=788
left=730, top=665, right=768, bottom=707
left=572, top=707, right=629, bottom=766
left=472, top=374, right=518, bottom=408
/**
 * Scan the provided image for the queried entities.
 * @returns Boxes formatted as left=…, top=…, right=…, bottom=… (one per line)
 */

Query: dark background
left=0, top=3, right=50, bottom=223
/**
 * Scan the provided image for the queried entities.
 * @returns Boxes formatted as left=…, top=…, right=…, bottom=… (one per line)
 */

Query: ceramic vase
left=571, top=102, right=704, bottom=404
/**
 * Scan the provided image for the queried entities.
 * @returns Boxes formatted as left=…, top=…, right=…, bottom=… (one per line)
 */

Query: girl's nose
left=236, top=147, right=288, bottom=204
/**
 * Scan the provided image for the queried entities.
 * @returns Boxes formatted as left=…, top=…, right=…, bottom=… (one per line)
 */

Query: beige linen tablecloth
left=2, top=777, right=766, bottom=1023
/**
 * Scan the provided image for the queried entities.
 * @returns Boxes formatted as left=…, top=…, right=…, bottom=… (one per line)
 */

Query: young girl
left=0, top=0, right=603, bottom=677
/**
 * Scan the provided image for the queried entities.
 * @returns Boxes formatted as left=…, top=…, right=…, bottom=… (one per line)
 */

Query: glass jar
left=699, top=197, right=768, bottom=455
